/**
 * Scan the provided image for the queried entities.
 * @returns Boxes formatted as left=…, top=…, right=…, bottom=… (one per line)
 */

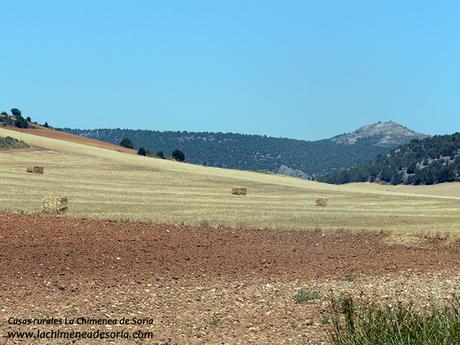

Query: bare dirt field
left=2, top=213, right=460, bottom=344
left=5, top=127, right=136, bottom=153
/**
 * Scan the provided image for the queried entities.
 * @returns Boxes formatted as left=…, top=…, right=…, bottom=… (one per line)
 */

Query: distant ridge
left=321, top=132, right=460, bottom=185
left=331, top=121, right=429, bottom=147
left=63, top=121, right=427, bottom=178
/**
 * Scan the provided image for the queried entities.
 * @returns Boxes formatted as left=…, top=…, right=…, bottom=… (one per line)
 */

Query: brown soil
left=1, top=213, right=460, bottom=344
left=1, top=214, right=459, bottom=281
left=7, top=127, right=136, bottom=153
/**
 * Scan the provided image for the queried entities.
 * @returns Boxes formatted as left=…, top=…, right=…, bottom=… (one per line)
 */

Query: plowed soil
left=1, top=214, right=458, bottom=281
left=1, top=213, right=460, bottom=344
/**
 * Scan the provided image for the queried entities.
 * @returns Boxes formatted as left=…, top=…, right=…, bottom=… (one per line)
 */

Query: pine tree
left=137, top=147, right=146, bottom=156
left=172, top=149, right=185, bottom=162
left=119, top=138, right=134, bottom=149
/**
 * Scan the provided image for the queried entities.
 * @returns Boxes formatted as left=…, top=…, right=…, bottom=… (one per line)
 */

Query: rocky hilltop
left=331, top=121, right=428, bottom=147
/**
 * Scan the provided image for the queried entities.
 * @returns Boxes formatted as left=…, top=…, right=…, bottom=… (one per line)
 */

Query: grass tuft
left=293, top=288, right=321, bottom=304
left=209, top=313, right=221, bottom=327
left=328, top=294, right=460, bottom=345
left=345, top=273, right=355, bottom=283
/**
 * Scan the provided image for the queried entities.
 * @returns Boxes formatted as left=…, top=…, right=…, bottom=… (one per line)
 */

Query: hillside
left=63, top=121, right=426, bottom=178
left=0, top=110, right=135, bottom=153
left=0, top=136, right=28, bottom=150
left=1, top=126, right=459, bottom=234
left=8, top=126, right=136, bottom=153
left=322, top=133, right=460, bottom=185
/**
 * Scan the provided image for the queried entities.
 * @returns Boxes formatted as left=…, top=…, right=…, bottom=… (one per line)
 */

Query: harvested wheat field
left=1, top=213, right=460, bottom=344
left=1, top=127, right=460, bottom=235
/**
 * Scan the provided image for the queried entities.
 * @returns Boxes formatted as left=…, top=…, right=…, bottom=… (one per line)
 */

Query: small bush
left=209, top=313, right=220, bottom=327
left=293, top=288, right=321, bottom=304
left=328, top=295, right=460, bottom=345
left=137, top=147, right=146, bottom=156
left=119, top=138, right=134, bottom=149
left=0, top=137, right=29, bottom=149
left=156, top=150, right=165, bottom=159
left=345, top=273, right=355, bottom=283
left=172, top=149, right=185, bottom=162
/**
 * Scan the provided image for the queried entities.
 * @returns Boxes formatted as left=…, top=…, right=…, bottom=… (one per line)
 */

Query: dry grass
left=1, top=127, right=460, bottom=235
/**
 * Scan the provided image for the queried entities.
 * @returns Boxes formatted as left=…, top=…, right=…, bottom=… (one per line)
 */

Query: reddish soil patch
left=1, top=213, right=458, bottom=282
left=7, top=127, right=135, bottom=153
left=1, top=213, right=460, bottom=344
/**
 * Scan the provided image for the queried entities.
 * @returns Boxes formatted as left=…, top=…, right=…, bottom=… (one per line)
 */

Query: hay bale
left=26, top=166, right=44, bottom=174
left=231, top=186, right=247, bottom=195
left=315, top=198, right=328, bottom=207
left=42, top=196, right=68, bottom=214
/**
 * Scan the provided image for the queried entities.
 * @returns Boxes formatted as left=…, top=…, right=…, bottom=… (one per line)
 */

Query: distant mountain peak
left=330, top=121, right=429, bottom=147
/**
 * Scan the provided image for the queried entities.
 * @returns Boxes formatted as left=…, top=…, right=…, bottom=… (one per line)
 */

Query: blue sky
left=1, top=0, right=459, bottom=140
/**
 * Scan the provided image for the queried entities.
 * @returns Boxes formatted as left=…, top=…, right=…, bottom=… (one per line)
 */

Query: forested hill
left=63, top=121, right=426, bottom=178
left=321, top=133, right=460, bottom=185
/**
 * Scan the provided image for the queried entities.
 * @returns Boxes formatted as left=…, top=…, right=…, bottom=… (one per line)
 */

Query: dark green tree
left=172, top=149, right=185, bottom=162
left=156, top=150, right=165, bottom=159
left=11, top=108, right=21, bottom=117
left=380, top=166, right=394, bottom=182
left=406, top=162, right=416, bottom=174
left=438, top=165, right=456, bottom=183
left=43, top=122, right=49, bottom=128
left=391, top=172, right=404, bottom=185
left=14, top=114, right=28, bottom=128
left=119, top=138, right=134, bottom=149
left=137, top=147, right=146, bottom=156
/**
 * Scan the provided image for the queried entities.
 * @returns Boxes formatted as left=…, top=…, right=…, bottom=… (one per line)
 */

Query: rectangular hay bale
left=42, top=196, right=68, bottom=214
left=231, top=187, right=247, bottom=195
left=26, top=166, right=44, bottom=174
left=315, top=198, right=328, bottom=207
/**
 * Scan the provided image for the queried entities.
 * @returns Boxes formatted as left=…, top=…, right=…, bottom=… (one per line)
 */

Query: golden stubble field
left=1, top=127, right=460, bottom=235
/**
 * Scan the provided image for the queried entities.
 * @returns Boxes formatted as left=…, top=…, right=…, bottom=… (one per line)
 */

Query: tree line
left=119, top=137, right=185, bottom=161
left=320, top=133, right=460, bottom=185
left=64, top=128, right=393, bottom=177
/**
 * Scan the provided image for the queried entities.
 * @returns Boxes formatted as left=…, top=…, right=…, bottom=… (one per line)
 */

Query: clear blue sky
left=1, top=0, right=459, bottom=140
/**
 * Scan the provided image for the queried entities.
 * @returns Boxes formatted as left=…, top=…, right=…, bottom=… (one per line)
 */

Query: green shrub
left=293, top=288, right=320, bottom=304
left=137, top=147, right=146, bottom=156
left=119, top=138, right=134, bottom=149
left=328, top=295, right=460, bottom=345
left=172, top=149, right=185, bottom=162
left=0, top=136, right=28, bottom=149
left=345, top=273, right=355, bottom=283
